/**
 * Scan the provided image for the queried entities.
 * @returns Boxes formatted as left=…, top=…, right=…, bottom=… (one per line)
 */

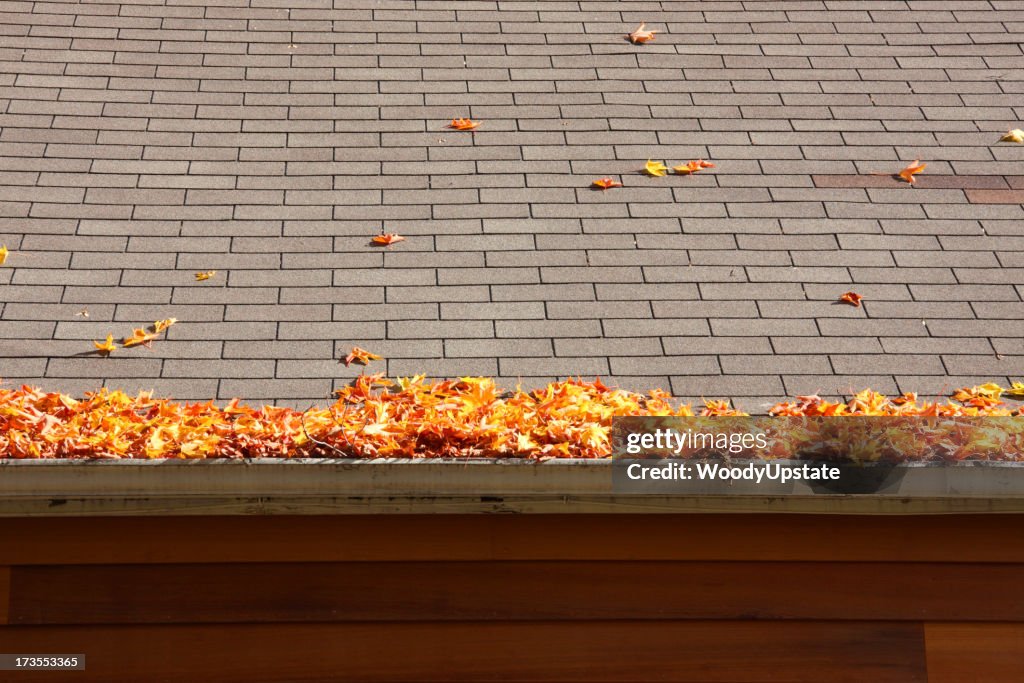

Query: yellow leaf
left=93, top=334, right=116, bottom=355
left=643, top=159, right=668, bottom=177
left=976, top=382, right=1004, bottom=399
left=195, top=270, right=216, bottom=281
left=153, top=318, right=177, bottom=333
left=1000, top=129, right=1024, bottom=144
left=0, top=245, right=7, bottom=265
left=1004, top=382, right=1024, bottom=398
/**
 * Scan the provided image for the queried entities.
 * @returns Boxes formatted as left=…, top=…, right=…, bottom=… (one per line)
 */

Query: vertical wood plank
left=926, top=623, right=1024, bottom=682
left=0, top=566, right=8, bottom=624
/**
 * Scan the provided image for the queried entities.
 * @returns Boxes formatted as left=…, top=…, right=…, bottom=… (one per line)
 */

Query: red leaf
left=591, top=177, right=623, bottom=189
left=371, top=233, right=406, bottom=246
left=838, top=291, right=863, bottom=307
left=448, top=118, right=481, bottom=131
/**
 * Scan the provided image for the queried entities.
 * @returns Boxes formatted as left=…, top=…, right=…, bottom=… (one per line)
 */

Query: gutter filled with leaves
left=3, top=376, right=1024, bottom=460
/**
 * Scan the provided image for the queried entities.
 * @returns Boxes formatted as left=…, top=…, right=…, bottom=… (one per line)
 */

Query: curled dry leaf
left=898, top=160, right=926, bottom=184
left=448, top=118, right=481, bottom=131
left=153, top=318, right=177, bottom=333
left=122, top=318, right=176, bottom=348
left=838, top=291, right=863, bottom=307
left=75, top=308, right=89, bottom=318
left=592, top=177, right=623, bottom=189
left=643, top=159, right=669, bottom=177
left=123, top=328, right=158, bottom=348
left=195, top=270, right=216, bottom=281
left=0, top=245, right=7, bottom=266
left=343, top=346, right=383, bottom=367
left=673, top=159, right=715, bottom=175
left=371, top=233, right=406, bottom=246
left=93, top=334, right=116, bottom=355
left=1000, top=129, right=1024, bottom=144
left=628, top=22, right=658, bottom=44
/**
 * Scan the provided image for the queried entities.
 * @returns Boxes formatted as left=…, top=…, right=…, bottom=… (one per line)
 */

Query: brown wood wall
left=0, top=513, right=1022, bottom=682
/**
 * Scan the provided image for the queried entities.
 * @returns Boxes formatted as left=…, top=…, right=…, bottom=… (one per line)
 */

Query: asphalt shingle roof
left=2, top=0, right=1024, bottom=411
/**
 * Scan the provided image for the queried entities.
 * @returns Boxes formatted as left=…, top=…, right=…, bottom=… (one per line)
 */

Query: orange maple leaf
left=673, top=159, right=715, bottom=175
left=898, top=160, right=926, bottom=184
left=628, top=22, right=658, bottom=44
left=448, top=118, right=481, bottom=131
left=592, top=177, right=622, bottom=190
left=371, top=233, right=406, bottom=246
left=838, top=291, right=863, bottom=307
left=343, top=346, right=383, bottom=367
left=93, top=334, right=116, bottom=355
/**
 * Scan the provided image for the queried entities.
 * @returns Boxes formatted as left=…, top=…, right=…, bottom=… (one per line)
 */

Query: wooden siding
left=0, top=514, right=1022, bottom=682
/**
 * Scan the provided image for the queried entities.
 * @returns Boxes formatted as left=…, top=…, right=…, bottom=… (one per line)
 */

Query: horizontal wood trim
left=9, top=494, right=1024, bottom=516
left=2, top=514, right=1023, bottom=565
left=0, top=620, right=926, bottom=682
left=925, top=623, right=1024, bottom=682
left=8, top=561, right=1024, bottom=625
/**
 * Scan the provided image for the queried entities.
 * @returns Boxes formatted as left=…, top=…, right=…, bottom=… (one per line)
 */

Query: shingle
left=3, top=1, right=1023, bottom=408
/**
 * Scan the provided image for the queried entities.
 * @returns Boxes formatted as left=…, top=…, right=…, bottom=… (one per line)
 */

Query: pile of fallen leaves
left=2, top=377, right=1023, bottom=460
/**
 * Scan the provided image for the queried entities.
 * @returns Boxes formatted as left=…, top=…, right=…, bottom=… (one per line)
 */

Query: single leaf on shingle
left=628, top=23, right=658, bottom=44
left=0, top=245, right=7, bottom=266
left=1000, top=129, right=1024, bottom=144
left=372, top=233, right=406, bottom=246
left=448, top=118, right=481, bottom=131
left=838, top=291, right=863, bottom=307
left=153, top=318, right=177, bottom=334
left=93, top=334, right=116, bottom=355
left=343, top=346, right=383, bottom=367
left=195, top=270, right=216, bottom=281
left=898, top=160, right=926, bottom=184
left=673, top=159, right=715, bottom=175
left=592, top=177, right=623, bottom=189
left=643, top=159, right=669, bottom=177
